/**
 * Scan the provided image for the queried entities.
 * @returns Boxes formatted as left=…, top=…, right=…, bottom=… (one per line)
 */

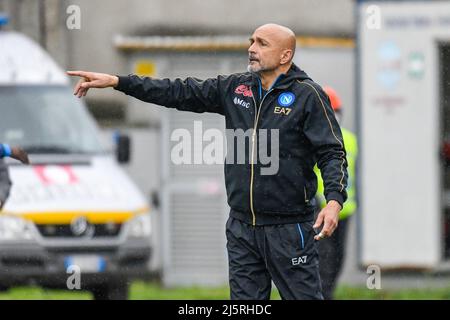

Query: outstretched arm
left=67, top=71, right=225, bottom=115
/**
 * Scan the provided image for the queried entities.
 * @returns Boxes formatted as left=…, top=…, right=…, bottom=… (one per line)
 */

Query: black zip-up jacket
left=115, top=63, right=348, bottom=225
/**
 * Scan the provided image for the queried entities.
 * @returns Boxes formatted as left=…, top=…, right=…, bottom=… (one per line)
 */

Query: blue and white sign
left=278, top=92, right=295, bottom=107
left=377, top=41, right=401, bottom=90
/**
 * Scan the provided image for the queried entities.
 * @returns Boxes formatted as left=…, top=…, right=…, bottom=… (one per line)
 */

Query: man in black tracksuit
left=68, top=23, right=348, bottom=300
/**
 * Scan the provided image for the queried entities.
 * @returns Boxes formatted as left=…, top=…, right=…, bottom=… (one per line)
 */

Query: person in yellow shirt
left=315, top=86, right=357, bottom=300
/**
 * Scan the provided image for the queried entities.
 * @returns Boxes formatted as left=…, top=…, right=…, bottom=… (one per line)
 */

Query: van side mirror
left=115, top=133, right=131, bottom=164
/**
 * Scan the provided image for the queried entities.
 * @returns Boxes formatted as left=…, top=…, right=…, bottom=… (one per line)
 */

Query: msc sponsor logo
left=278, top=92, right=295, bottom=107
left=233, top=97, right=251, bottom=109
left=234, top=84, right=253, bottom=97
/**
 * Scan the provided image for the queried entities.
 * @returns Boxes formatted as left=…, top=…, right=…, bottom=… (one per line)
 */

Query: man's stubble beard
left=247, top=62, right=273, bottom=74
left=247, top=64, right=261, bottom=73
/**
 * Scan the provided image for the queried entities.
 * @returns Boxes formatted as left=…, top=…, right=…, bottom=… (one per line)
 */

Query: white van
left=0, top=29, right=153, bottom=299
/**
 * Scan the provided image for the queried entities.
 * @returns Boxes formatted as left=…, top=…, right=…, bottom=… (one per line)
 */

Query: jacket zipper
left=250, top=89, right=273, bottom=226
left=304, top=186, right=309, bottom=203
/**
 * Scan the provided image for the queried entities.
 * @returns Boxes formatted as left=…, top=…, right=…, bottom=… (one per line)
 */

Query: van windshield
left=0, top=86, right=105, bottom=154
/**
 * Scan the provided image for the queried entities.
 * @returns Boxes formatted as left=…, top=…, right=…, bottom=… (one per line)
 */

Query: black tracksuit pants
left=226, top=215, right=323, bottom=300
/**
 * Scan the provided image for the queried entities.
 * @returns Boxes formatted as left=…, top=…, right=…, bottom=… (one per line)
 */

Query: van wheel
left=91, top=280, right=129, bottom=300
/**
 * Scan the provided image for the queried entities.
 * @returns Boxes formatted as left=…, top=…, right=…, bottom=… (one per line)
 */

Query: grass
left=0, top=286, right=92, bottom=300
left=335, top=285, right=450, bottom=300
left=0, top=281, right=450, bottom=300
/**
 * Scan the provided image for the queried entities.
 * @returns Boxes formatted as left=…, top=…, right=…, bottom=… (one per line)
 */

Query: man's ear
left=280, top=49, right=293, bottom=65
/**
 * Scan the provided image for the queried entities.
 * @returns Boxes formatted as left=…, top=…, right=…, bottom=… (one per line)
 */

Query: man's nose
left=248, top=43, right=256, bottom=54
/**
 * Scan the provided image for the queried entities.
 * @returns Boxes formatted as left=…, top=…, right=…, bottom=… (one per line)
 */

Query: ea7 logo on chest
left=274, top=92, right=295, bottom=116
left=274, top=106, right=292, bottom=115
left=233, top=97, right=250, bottom=109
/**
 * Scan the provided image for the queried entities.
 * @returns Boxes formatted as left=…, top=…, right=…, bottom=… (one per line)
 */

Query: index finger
left=66, top=70, right=90, bottom=78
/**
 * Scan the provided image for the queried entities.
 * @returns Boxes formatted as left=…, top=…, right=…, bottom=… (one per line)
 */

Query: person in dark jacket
left=0, top=143, right=30, bottom=209
left=67, top=23, right=348, bottom=300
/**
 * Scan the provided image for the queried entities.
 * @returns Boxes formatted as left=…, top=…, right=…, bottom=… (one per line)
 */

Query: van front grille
left=36, top=223, right=122, bottom=238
